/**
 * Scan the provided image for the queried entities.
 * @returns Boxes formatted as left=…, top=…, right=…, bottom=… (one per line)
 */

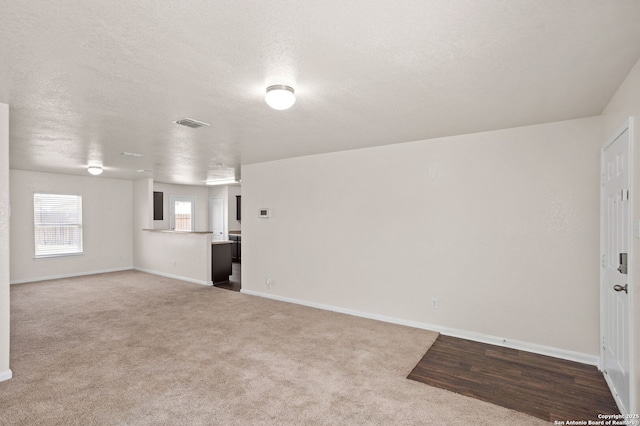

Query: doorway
left=210, top=195, right=241, bottom=291
left=600, top=117, right=633, bottom=413
left=214, top=263, right=241, bottom=292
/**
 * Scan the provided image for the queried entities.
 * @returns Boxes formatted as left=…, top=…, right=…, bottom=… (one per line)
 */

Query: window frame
left=169, top=195, right=196, bottom=231
left=33, top=193, right=84, bottom=259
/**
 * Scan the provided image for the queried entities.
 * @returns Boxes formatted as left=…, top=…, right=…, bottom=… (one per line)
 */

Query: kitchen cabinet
left=230, top=234, right=241, bottom=262
left=211, top=242, right=232, bottom=284
left=153, top=191, right=163, bottom=220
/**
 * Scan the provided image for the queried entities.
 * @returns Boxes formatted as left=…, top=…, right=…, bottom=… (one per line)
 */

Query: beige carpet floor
left=0, top=270, right=546, bottom=425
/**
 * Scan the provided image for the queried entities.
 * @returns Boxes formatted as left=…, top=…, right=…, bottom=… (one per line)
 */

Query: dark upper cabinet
left=153, top=191, right=163, bottom=220
left=236, top=195, right=241, bottom=221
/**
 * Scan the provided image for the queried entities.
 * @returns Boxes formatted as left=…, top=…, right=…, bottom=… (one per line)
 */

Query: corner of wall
left=132, top=178, right=153, bottom=268
left=0, top=368, right=12, bottom=382
left=0, top=103, right=11, bottom=377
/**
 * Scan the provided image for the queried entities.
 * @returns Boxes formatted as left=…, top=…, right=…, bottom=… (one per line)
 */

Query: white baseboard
left=603, top=369, right=628, bottom=414
left=133, top=267, right=212, bottom=286
left=0, top=369, right=12, bottom=382
left=436, top=327, right=599, bottom=366
left=10, top=267, right=134, bottom=285
left=241, top=289, right=599, bottom=366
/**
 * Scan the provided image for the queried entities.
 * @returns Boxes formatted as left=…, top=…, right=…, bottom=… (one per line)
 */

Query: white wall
left=602, top=57, right=640, bottom=413
left=149, top=182, right=238, bottom=237
left=134, top=230, right=212, bottom=285
left=603, top=58, right=640, bottom=134
left=242, top=116, right=602, bottom=360
left=0, top=103, right=11, bottom=381
left=9, top=170, right=133, bottom=284
left=228, top=185, right=241, bottom=232
left=132, top=178, right=153, bottom=267
left=153, top=182, right=209, bottom=231
left=134, top=178, right=211, bottom=285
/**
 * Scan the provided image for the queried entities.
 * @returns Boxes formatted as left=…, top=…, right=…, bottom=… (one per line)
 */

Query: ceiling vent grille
left=120, top=151, right=143, bottom=157
left=174, top=118, right=210, bottom=129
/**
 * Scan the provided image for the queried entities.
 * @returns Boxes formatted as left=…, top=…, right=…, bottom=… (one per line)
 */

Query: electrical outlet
left=431, top=298, right=438, bottom=309
left=265, top=276, right=273, bottom=289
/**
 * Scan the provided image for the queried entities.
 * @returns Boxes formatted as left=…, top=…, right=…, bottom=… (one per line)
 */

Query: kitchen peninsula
left=138, top=229, right=232, bottom=285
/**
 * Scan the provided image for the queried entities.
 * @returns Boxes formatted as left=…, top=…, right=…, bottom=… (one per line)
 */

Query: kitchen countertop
left=212, top=240, right=233, bottom=245
left=143, top=229, right=213, bottom=234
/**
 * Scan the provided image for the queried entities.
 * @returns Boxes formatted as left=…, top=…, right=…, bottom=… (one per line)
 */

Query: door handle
left=613, top=284, right=628, bottom=294
left=617, top=253, right=628, bottom=274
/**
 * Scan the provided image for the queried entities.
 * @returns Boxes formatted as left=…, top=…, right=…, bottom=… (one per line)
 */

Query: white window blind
left=34, top=193, right=83, bottom=258
left=173, top=200, right=193, bottom=231
left=169, top=195, right=196, bottom=231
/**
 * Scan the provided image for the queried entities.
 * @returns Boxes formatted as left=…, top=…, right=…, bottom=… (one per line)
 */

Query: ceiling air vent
left=120, top=151, right=143, bottom=157
left=173, top=118, right=210, bottom=129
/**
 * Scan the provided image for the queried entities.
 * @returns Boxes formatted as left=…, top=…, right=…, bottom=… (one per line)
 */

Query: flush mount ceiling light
left=87, top=166, right=103, bottom=176
left=174, top=118, right=210, bottom=128
left=265, top=85, right=296, bottom=110
left=205, top=178, right=239, bottom=186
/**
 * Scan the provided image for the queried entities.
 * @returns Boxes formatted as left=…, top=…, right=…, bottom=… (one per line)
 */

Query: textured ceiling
left=1, top=1, right=639, bottom=185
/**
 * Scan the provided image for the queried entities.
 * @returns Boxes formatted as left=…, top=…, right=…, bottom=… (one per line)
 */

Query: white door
left=601, top=120, right=632, bottom=413
left=210, top=197, right=224, bottom=241
left=169, top=195, right=196, bottom=231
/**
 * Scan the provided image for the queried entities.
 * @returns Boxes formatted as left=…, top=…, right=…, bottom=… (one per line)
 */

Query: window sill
left=34, top=252, right=84, bottom=260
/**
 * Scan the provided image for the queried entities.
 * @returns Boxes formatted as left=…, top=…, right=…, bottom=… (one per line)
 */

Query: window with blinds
left=34, top=193, right=83, bottom=258
left=169, top=195, right=196, bottom=231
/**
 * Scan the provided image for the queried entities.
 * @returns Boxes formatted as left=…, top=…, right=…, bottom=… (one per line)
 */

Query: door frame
left=600, top=116, right=635, bottom=413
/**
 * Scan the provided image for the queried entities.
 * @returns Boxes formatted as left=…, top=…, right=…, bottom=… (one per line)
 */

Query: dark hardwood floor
left=408, top=335, right=619, bottom=422
left=213, top=261, right=241, bottom=292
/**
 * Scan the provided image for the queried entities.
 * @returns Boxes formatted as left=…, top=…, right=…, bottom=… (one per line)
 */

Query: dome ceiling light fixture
left=87, top=166, right=103, bottom=176
left=265, top=85, right=296, bottom=110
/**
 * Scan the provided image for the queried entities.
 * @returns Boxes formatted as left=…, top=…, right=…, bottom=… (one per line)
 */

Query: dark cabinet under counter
left=229, top=234, right=241, bottom=262
left=211, top=241, right=232, bottom=284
